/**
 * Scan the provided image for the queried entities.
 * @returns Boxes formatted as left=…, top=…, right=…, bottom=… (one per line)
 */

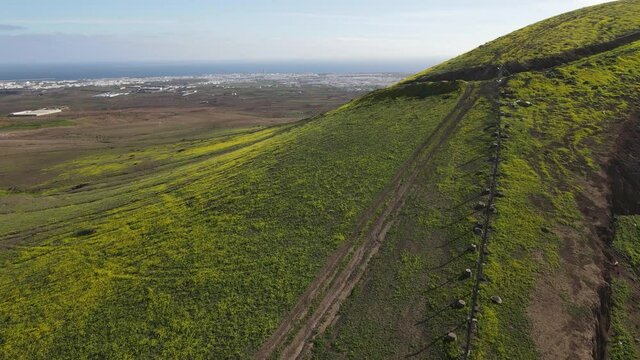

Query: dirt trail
left=256, top=84, right=479, bottom=359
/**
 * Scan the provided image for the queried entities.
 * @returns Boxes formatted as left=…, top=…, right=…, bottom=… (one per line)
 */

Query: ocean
left=0, top=59, right=443, bottom=81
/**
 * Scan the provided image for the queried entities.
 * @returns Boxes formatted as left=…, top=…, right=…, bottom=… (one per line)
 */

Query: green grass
left=50, top=126, right=275, bottom=182
left=613, top=216, right=640, bottom=269
left=315, top=34, right=640, bottom=358
left=469, top=35, right=640, bottom=360
left=609, top=216, right=640, bottom=360
left=313, top=93, right=493, bottom=359
left=609, top=278, right=639, bottom=360
left=0, top=119, right=74, bottom=132
left=0, top=85, right=461, bottom=359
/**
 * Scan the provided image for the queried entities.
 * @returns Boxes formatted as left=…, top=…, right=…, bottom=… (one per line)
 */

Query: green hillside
left=314, top=1, right=640, bottom=359
left=0, top=84, right=463, bottom=358
left=2, top=1, right=640, bottom=359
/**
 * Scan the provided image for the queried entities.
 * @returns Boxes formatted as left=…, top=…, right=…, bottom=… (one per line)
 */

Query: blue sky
left=0, top=0, right=611, bottom=64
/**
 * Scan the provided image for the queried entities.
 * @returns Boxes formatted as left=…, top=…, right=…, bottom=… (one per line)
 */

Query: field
left=0, top=119, right=74, bottom=132
left=2, top=1, right=640, bottom=359
left=0, top=82, right=364, bottom=188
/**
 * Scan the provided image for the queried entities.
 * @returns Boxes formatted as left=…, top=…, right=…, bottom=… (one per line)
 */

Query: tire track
left=256, top=83, right=479, bottom=360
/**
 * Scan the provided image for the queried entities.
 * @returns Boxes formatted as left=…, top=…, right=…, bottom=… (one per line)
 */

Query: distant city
left=0, top=72, right=409, bottom=93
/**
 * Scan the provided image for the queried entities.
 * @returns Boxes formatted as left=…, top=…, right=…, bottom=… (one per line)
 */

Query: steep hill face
left=1, top=2, right=640, bottom=360
left=308, top=1, right=640, bottom=359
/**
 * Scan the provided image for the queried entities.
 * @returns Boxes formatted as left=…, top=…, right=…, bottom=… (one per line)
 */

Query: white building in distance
left=10, top=108, right=63, bottom=117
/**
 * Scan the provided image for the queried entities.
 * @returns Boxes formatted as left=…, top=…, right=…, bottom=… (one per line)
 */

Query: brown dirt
left=608, top=115, right=640, bottom=215
left=255, top=84, right=480, bottom=359
left=527, top=113, right=640, bottom=360
left=0, top=87, right=360, bottom=189
left=527, top=174, right=611, bottom=359
left=528, top=222, right=606, bottom=360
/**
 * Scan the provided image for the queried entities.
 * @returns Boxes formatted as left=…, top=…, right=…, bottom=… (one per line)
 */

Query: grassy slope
left=407, top=0, right=640, bottom=81
left=314, top=3, right=640, bottom=359
left=614, top=216, right=640, bottom=269
left=313, top=95, right=496, bottom=359
left=0, top=86, right=461, bottom=358
left=472, top=40, right=640, bottom=360
left=610, top=216, right=640, bottom=360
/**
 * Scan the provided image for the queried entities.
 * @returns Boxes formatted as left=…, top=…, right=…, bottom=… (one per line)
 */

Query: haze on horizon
left=0, top=0, right=612, bottom=67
